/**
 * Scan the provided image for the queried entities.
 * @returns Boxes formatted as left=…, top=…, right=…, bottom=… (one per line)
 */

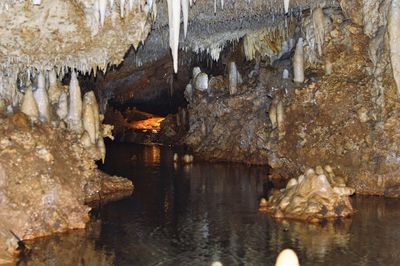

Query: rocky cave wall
left=172, top=0, right=400, bottom=198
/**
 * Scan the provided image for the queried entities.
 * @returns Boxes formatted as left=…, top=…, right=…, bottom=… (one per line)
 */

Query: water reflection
left=24, top=143, right=400, bottom=266
left=21, top=221, right=114, bottom=266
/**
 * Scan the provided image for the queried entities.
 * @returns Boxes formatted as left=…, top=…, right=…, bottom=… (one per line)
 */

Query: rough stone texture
left=180, top=6, right=400, bottom=197
left=263, top=167, right=354, bottom=221
left=184, top=73, right=271, bottom=165
left=268, top=15, right=400, bottom=196
left=0, top=112, right=133, bottom=263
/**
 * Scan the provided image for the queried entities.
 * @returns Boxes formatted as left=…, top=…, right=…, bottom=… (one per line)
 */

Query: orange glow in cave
left=130, top=117, right=165, bottom=132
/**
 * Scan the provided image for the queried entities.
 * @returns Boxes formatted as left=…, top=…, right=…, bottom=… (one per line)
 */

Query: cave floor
left=22, top=143, right=400, bottom=266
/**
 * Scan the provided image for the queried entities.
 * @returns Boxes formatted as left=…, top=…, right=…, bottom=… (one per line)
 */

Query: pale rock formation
left=266, top=167, right=354, bottom=221
left=192, top=67, right=201, bottom=79
left=293, top=38, right=304, bottom=83
left=269, top=98, right=278, bottom=129
left=184, top=83, right=193, bottom=103
left=276, top=100, right=285, bottom=139
left=229, top=62, right=241, bottom=95
left=68, top=71, right=83, bottom=133
left=33, top=71, right=51, bottom=122
left=48, top=69, right=62, bottom=105
left=97, top=137, right=106, bottom=163
left=21, top=86, right=39, bottom=122
left=82, top=93, right=97, bottom=144
left=56, top=91, right=68, bottom=121
left=275, top=249, right=299, bottom=266
left=195, top=72, right=209, bottom=92
left=312, top=7, right=326, bottom=56
left=80, top=131, right=93, bottom=148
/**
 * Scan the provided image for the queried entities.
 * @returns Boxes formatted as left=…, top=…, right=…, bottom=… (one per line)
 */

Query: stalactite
left=312, top=7, right=325, bottom=56
left=33, top=71, right=50, bottom=122
left=167, top=0, right=181, bottom=73
left=99, top=0, right=107, bottom=26
left=68, top=71, right=83, bottom=133
left=293, top=38, right=304, bottom=83
left=214, top=0, right=217, bottom=14
left=284, top=0, right=290, bottom=14
left=388, top=0, right=400, bottom=96
left=181, top=0, right=189, bottom=39
left=120, top=0, right=126, bottom=18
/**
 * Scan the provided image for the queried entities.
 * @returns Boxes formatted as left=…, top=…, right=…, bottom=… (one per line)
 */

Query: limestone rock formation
left=20, top=86, right=39, bottom=122
left=265, top=167, right=354, bottom=221
left=0, top=112, right=133, bottom=263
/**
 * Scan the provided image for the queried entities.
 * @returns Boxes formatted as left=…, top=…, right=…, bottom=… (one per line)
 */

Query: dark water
left=25, top=143, right=400, bottom=266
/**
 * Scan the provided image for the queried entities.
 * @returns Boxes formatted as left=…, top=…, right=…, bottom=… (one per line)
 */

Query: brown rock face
left=184, top=76, right=271, bottom=165
left=0, top=112, right=133, bottom=263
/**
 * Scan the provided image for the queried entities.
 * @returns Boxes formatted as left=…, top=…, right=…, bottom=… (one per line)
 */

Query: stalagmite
left=83, top=93, right=97, bottom=144
left=293, top=38, right=304, bottom=83
left=80, top=131, right=92, bottom=148
left=83, top=91, right=100, bottom=140
left=275, top=249, right=299, bottom=266
left=284, top=0, right=290, bottom=14
left=277, top=100, right=285, bottom=139
left=99, top=0, right=107, bottom=26
left=192, top=67, right=201, bottom=79
left=388, top=0, right=400, bottom=96
left=21, top=86, right=39, bottom=122
left=167, top=0, right=181, bottom=73
left=312, top=7, right=325, bottom=56
left=56, top=91, right=68, bottom=121
left=269, top=99, right=278, bottom=129
left=181, top=0, right=189, bottom=38
left=283, top=69, right=289, bottom=79
left=68, top=71, right=83, bottom=133
left=33, top=71, right=50, bottom=122
left=48, top=69, right=61, bottom=105
left=194, top=73, right=208, bottom=92
left=184, top=83, right=193, bottom=103
left=229, top=62, right=238, bottom=95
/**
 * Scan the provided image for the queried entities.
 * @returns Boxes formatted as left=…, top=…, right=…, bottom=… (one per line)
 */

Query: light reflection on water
left=24, top=143, right=400, bottom=266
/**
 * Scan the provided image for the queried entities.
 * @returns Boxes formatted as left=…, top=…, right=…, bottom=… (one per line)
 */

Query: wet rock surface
left=263, top=167, right=354, bottom=221
left=0, top=112, right=133, bottom=264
